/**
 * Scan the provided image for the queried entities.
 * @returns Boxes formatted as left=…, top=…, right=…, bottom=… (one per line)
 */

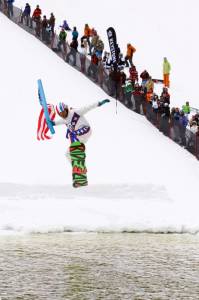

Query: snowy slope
left=0, top=11, right=199, bottom=234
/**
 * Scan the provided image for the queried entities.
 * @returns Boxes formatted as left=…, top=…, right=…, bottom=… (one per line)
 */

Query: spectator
left=72, top=26, right=78, bottom=41
left=123, top=80, right=133, bottom=108
left=132, top=83, right=145, bottom=114
left=95, top=38, right=104, bottom=59
left=103, top=52, right=112, bottom=71
left=189, top=120, right=198, bottom=134
left=145, top=76, right=154, bottom=102
left=119, top=70, right=127, bottom=102
left=89, top=30, right=99, bottom=55
left=159, top=100, right=170, bottom=136
left=149, top=94, right=159, bottom=124
left=151, top=94, right=159, bottom=112
left=140, top=69, right=150, bottom=87
left=90, top=27, right=96, bottom=36
left=79, top=40, right=87, bottom=73
left=186, top=120, right=198, bottom=152
left=108, top=67, right=121, bottom=98
left=87, top=53, right=99, bottom=82
left=61, top=20, right=71, bottom=31
left=117, top=53, right=125, bottom=71
left=179, top=110, right=188, bottom=146
left=30, top=4, right=42, bottom=29
left=66, top=39, right=78, bottom=66
left=81, top=24, right=91, bottom=48
left=120, top=71, right=126, bottom=86
left=57, top=28, right=67, bottom=53
left=34, top=15, right=41, bottom=37
left=163, top=57, right=171, bottom=88
left=41, top=15, right=49, bottom=43
left=182, top=101, right=190, bottom=116
left=125, top=43, right=136, bottom=67
left=193, top=114, right=199, bottom=126
left=7, top=0, right=14, bottom=18
left=190, top=114, right=199, bottom=127
left=128, top=65, right=138, bottom=88
left=48, top=13, right=55, bottom=36
left=20, top=3, right=31, bottom=26
left=171, top=107, right=181, bottom=143
left=160, top=87, right=170, bottom=105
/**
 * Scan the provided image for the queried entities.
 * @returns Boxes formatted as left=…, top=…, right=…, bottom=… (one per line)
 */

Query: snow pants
left=163, top=74, right=170, bottom=88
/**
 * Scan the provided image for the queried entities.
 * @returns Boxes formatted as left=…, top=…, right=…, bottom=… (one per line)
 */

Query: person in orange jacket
left=125, top=43, right=136, bottom=67
left=81, top=24, right=91, bottom=48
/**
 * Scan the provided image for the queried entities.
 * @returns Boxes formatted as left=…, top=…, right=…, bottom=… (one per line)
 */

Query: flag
left=37, top=104, right=56, bottom=141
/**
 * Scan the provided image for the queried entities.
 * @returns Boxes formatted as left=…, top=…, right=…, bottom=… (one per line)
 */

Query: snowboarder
left=50, top=99, right=110, bottom=155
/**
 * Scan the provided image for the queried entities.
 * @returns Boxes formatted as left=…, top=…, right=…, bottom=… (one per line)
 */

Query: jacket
left=126, top=44, right=136, bottom=57
left=23, top=4, right=31, bottom=15
left=163, top=60, right=171, bottom=74
left=72, top=30, right=78, bottom=40
left=182, top=104, right=190, bottom=114
left=84, top=25, right=91, bottom=37
left=59, top=31, right=67, bottom=41
left=129, top=67, right=138, bottom=82
left=32, top=7, right=42, bottom=18
left=55, top=102, right=99, bottom=142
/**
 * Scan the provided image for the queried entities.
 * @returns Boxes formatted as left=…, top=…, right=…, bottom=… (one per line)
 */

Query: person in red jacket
left=128, top=65, right=138, bottom=88
left=30, top=5, right=42, bottom=28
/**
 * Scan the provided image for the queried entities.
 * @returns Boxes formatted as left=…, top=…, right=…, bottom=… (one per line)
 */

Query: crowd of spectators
left=1, top=1, right=199, bottom=157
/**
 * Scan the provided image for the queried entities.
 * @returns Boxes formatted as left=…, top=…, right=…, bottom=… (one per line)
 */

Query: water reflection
left=0, top=233, right=199, bottom=299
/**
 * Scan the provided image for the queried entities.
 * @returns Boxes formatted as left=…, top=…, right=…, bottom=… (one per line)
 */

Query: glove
left=49, top=120, right=55, bottom=126
left=98, top=99, right=110, bottom=106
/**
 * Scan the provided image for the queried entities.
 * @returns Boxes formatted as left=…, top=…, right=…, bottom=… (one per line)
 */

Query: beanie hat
left=56, top=102, right=67, bottom=114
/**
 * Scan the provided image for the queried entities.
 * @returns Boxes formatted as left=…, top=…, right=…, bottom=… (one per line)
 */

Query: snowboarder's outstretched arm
left=76, top=99, right=110, bottom=116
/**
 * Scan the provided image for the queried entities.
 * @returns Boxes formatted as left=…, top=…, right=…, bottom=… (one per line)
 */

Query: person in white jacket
left=51, top=99, right=110, bottom=144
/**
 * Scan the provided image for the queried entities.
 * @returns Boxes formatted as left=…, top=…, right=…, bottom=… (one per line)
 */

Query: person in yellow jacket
left=125, top=43, right=136, bottom=67
left=145, top=76, right=154, bottom=102
left=163, top=57, right=171, bottom=88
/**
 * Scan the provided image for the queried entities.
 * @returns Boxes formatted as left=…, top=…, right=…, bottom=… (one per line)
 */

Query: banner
left=107, top=27, right=120, bottom=71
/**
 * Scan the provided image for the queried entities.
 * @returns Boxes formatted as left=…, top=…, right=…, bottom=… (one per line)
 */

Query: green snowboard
left=69, top=141, right=88, bottom=188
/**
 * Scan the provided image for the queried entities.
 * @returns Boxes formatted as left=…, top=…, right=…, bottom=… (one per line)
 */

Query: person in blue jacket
left=61, top=20, right=71, bottom=31
left=72, top=26, right=78, bottom=41
left=179, top=110, right=188, bottom=147
left=7, top=0, right=14, bottom=17
left=20, top=3, right=31, bottom=25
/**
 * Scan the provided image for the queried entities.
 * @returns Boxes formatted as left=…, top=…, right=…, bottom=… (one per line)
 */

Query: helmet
left=56, top=102, right=67, bottom=114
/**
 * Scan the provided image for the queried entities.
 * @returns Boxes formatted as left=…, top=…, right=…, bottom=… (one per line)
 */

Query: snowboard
left=69, top=141, right=88, bottom=188
left=37, top=79, right=55, bottom=135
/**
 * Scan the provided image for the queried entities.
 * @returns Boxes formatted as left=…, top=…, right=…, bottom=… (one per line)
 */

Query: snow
left=0, top=1, right=199, bottom=234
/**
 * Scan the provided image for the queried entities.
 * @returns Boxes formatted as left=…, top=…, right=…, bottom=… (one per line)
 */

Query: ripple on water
left=0, top=233, right=199, bottom=300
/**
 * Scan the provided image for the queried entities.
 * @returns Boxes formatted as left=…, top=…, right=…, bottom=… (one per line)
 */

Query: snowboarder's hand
left=98, top=99, right=110, bottom=106
left=49, top=120, right=55, bottom=126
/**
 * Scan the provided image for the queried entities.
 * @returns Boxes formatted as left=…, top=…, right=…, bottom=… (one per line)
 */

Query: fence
left=1, top=4, right=199, bottom=160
